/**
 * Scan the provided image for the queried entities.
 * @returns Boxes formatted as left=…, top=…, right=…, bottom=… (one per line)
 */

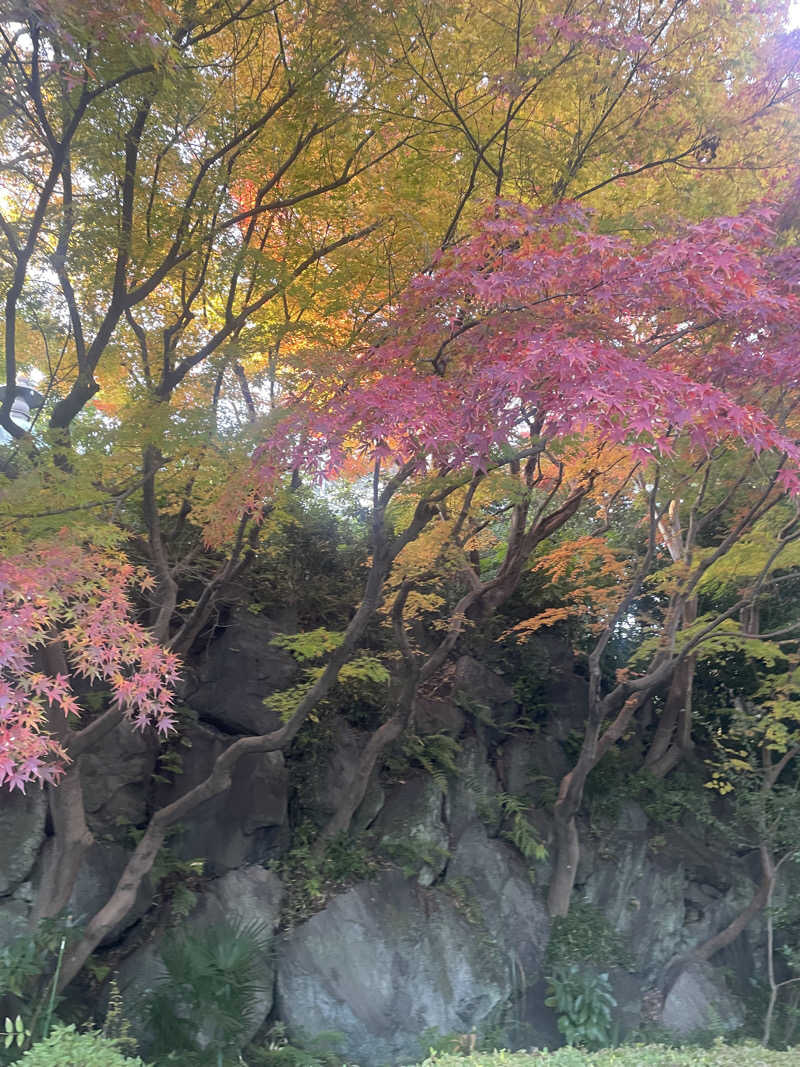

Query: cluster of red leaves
left=25, top=0, right=174, bottom=52
left=250, top=198, right=800, bottom=502
left=0, top=540, right=179, bottom=792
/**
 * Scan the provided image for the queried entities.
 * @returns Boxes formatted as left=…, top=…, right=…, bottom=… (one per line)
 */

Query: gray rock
left=447, top=737, right=499, bottom=841
left=529, top=634, right=589, bottom=740
left=79, top=720, right=156, bottom=834
left=184, top=609, right=298, bottom=734
left=607, top=966, right=643, bottom=1036
left=445, top=824, right=550, bottom=983
left=413, top=696, right=465, bottom=737
left=454, top=656, right=519, bottom=726
left=503, top=735, right=569, bottom=796
left=582, top=805, right=686, bottom=976
left=374, top=775, right=449, bottom=884
left=118, top=866, right=283, bottom=1047
left=661, top=961, right=744, bottom=1035
left=116, top=939, right=167, bottom=1039
left=0, top=898, right=29, bottom=951
left=68, top=842, right=153, bottom=944
left=0, top=789, right=45, bottom=896
left=156, top=722, right=288, bottom=874
left=352, top=777, right=385, bottom=834
left=277, top=843, right=549, bottom=1066
left=200, top=864, right=284, bottom=928
left=304, top=718, right=371, bottom=822
left=582, top=802, right=760, bottom=979
left=187, top=866, right=284, bottom=1043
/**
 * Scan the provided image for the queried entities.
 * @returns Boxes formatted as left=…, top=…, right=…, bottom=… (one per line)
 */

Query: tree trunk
left=548, top=692, right=650, bottom=917
left=690, top=861, right=771, bottom=965
left=314, top=710, right=409, bottom=853
left=30, top=763, right=93, bottom=925
left=548, top=806, right=581, bottom=916
left=645, top=597, right=697, bottom=778
left=30, top=643, right=95, bottom=925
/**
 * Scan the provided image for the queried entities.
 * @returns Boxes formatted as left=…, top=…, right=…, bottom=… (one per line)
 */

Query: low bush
left=417, top=1043, right=800, bottom=1066
left=16, top=1024, right=148, bottom=1066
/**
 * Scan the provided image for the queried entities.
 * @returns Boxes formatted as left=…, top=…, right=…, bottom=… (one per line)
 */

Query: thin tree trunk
left=30, top=643, right=95, bottom=924
left=763, top=845, right=780, bottom=1047
left=314, top=708, right=410, bottom=852
left=548, top=692, right=649, bottom=916
left=645, top=597, right=697, bottom=777
left=548, top=805, right=581, bottom=917
left=30, top=763, right=93, bottom=924
left=691, top=860, right=772, bottom=965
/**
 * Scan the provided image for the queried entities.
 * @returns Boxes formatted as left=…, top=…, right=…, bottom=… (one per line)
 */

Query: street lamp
left=0, top=379, right=45, bottom=442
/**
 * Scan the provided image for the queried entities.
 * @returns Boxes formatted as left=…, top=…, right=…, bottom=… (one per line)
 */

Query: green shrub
left=16, top=1024, right=147, bottom=1066
left=417, top=1041, right=800, bottom=1065
left=545, top=964, right=617, bottom=1049
left=546, top=899, right=633, bottom=971
left=274, top=827, right=378, bottom=925
left=144, top=920, right=271, bottom=1065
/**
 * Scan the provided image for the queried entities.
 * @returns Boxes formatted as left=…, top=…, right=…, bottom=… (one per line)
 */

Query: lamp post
left=0, top=379, right=44, bottom=443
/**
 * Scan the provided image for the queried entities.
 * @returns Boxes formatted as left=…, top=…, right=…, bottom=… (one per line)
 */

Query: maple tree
left=0, top=539, right=179, bottom=792
left=1, top=0, right=800, bottom=993
left=259, top=194, right=800, bottom=915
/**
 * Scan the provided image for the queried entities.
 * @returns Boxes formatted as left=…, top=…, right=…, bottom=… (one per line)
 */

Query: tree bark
left=30, top=762, right=93, bottom=925
left=645, top=596, right=697, bottom=777
left=548, top=805, right=581, bottom=917
left=30, top=642, right=95, bottom=925
left=313, top=703, right=412, bottom=852
left=548, top=686, right=654, bottom=916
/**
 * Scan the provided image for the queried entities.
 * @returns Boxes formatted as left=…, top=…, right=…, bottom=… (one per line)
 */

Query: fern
left=467, top=775, right=547, bottom=863
left=496, top=792, right=548, bottom=862
left=401, top=732, right=461, bottom=793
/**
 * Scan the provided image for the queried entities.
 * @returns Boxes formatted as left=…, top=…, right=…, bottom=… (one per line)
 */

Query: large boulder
left=187, top=865, right=284, bottom=1042
left=67, top=843, right=153, bottom=945
left=580, top=802, right=756, bottom=981
left=276, top=837, right=549, bottom=1066
left=302, top=718, right=372, bottom=823
left=661, top=961, right=744, bottom=1035
left=0, top=790, right=46, bottom=896
left=413, top=695, right=465, bottom=737
left=454, top=657, right=519, bottom=727
left=0, top=897, right=30, bottom=952
left=447, top=737, right=499, bottom=841
left=444, top=825, right=550, bottom=985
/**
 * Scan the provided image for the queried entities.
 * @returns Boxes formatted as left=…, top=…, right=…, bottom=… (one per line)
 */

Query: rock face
left=183, top=608, right=298, bottom=735
left=454, top=656, right=519, bottom=727
left=277, top=830, right=550, bottom=1067
left=303, top=718, right=373, bottom=822
left=374, top=775, right=449, bottom=886
left=118, top=866, right=284, bottom=1048
left=661, top=961, right=745, bottom=1035
left=79, top=720, right=156, bottom=835
left=0, top=619, right=771, bottom=1062
left=0, top=790, right=46, bottom=897
left=155, top=722, right=289, bottom=874
left=68, top=843, right=153, bottom=944
left=580, top=802, right=757, bottom=983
